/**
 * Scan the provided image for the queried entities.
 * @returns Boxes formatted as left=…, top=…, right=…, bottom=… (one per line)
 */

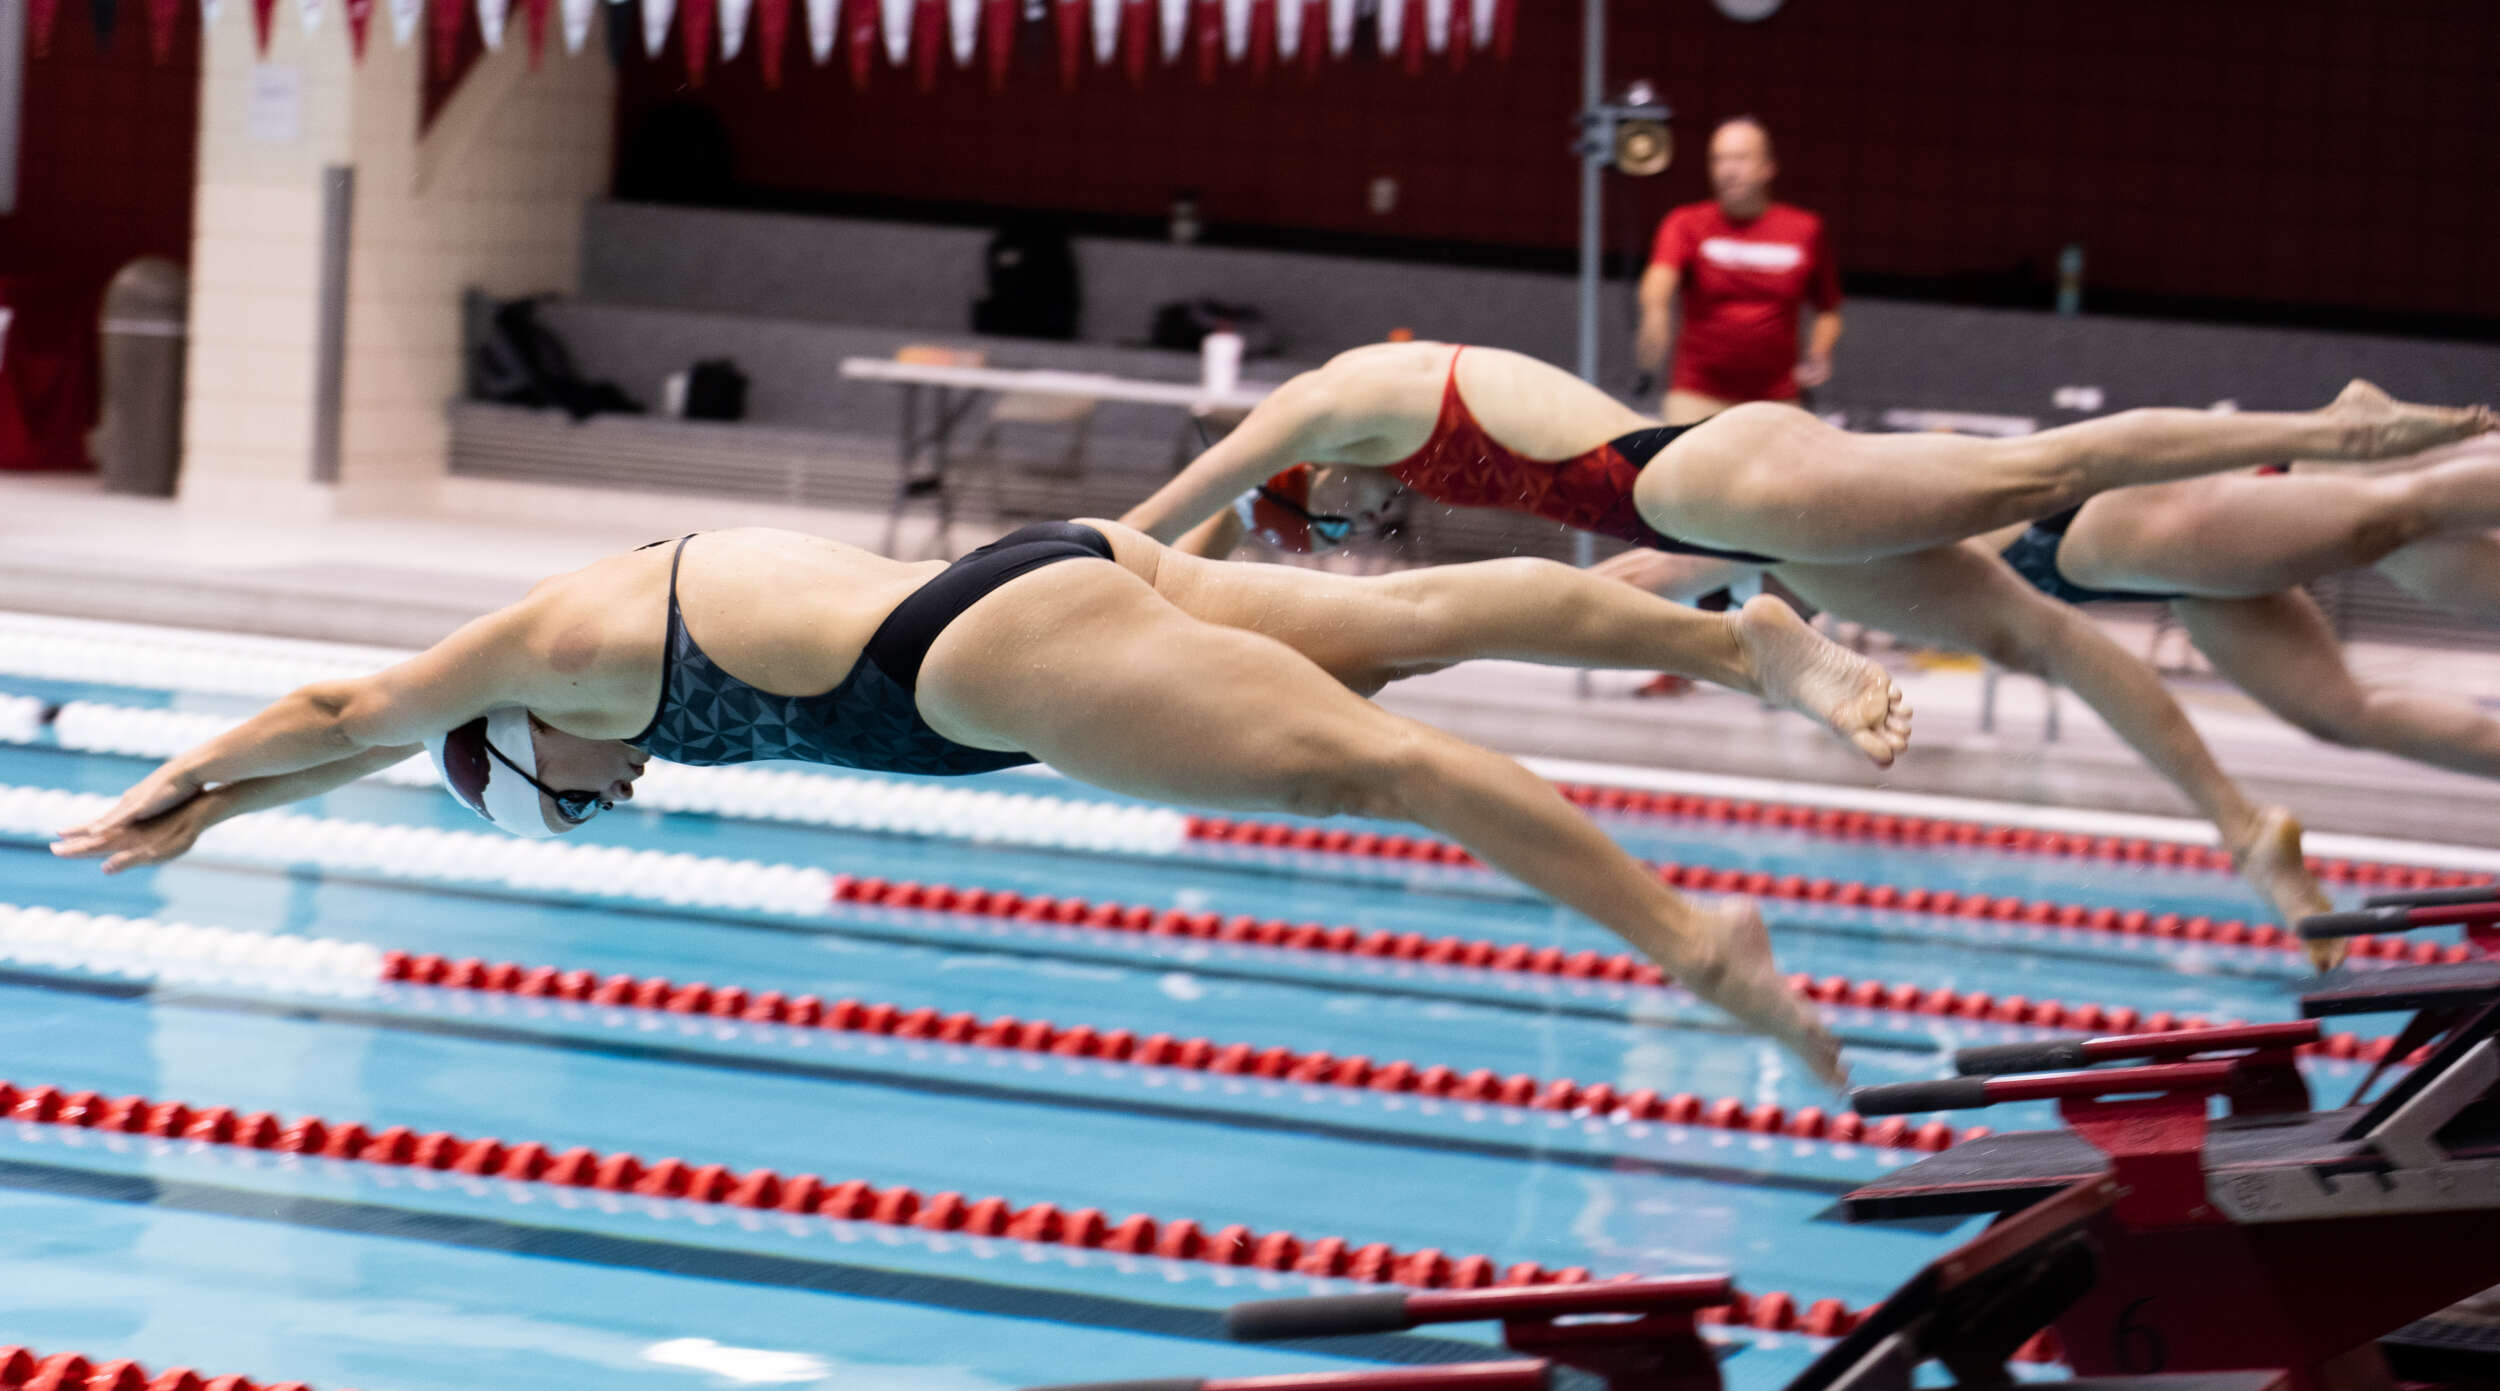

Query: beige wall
left=181, top=3, right=613, bottom=516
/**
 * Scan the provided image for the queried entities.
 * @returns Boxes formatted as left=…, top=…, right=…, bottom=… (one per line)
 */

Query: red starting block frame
left=1843, top=913, right=2500, bottom=1391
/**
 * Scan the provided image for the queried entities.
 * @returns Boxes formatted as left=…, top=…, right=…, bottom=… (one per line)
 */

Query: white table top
left=839, top=357, right=1277, bottom=412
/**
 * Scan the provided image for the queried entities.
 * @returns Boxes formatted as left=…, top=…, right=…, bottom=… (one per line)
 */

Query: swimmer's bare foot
left=1730, top=594, right=1912, bottom=768
left=2230, top=806, right=2341, bottom=971
left=1682, top=897, right=1847, bottom=1090
left=2326, top=380, right=2498, bottom=460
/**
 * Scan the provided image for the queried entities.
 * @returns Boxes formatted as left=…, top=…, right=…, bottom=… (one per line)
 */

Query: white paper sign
left=247, top=64, right=303, bottom=145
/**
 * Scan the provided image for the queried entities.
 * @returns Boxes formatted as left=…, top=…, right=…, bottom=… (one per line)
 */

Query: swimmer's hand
left=52, top=765, right=211, bottom=872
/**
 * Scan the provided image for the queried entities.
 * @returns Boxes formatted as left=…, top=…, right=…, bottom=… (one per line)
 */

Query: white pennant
left=642, top=0, right=673, bottom=57
left=298, top=0, right=322, bottom=37
left=947, top=0, right=974, bottom=61
left=879, top=0, right=909, bottom=62
left=717, top=0, right=750, bottom=55
left=1220, top=0, right=1247, bottom=57
left=1373, top=0, right=1398, bottom=53
left=562, top=0, right=596, bottom=50
left=478, top=0, right=510, bottom=50
left=1274, top=0, right=1299, bottom=56
left=202, top=0, right=222, bottom=34
left=1423, top=0, right=1448, bottom=51
left=1088, top=0, right=1115, bottom=59
left=1325, top=0, right=1353, bottom=56
left=388, top=0, right=422, bottom=45
left=1468, top=0, right=1490, bottom=46
left=805, top=0, right=834, bottom=59
left=1155, top=0, right=1182, bottom=59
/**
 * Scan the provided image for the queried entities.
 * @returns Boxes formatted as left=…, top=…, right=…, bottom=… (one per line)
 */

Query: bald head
left=1709, top=117, right=1778, bottom=218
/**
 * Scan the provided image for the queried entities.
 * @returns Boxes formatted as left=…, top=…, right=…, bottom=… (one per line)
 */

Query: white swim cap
left=427, top=706, right=559, bottom=838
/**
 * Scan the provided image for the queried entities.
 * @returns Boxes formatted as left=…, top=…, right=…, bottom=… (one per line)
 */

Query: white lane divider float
left=9, top=700, right=1189, bottom=857
left=0, top=899, right=383, bottom=995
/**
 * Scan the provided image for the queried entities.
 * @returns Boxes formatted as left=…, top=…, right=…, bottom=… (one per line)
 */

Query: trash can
left=91, top=257, right=188, bottom=497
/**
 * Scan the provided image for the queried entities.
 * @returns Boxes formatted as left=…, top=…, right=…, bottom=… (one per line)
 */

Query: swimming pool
left=0, top=613, right=2474, bottom=1391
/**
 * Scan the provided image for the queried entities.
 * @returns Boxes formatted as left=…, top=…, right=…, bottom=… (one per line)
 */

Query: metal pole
left=1570, top=0, right=1604, bottom=698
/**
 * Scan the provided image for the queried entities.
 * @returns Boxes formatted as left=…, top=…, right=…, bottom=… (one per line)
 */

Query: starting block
left=1838, top=886, right=2500, bottom=1391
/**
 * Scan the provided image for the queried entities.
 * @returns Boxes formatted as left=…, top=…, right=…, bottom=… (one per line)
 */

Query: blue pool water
left=0, top=665, right=2429, bottom=1391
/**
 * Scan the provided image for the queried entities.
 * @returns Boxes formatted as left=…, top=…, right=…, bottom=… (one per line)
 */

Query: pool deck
left=7, top=471, right=2498, bottom=847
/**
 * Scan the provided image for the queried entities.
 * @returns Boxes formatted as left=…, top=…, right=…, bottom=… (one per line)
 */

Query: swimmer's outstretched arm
left=53, top=744, right=420, bottom=873
left=1122, top=374, right=1363, bottom=543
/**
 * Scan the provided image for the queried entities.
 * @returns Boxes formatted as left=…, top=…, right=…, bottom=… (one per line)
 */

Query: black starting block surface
left=2379, top=1303, right=2500, bottom=1383
left=1843, top=1111, right=2362, bottom=1223
left=2300, top=960, right=2500, bottom=1017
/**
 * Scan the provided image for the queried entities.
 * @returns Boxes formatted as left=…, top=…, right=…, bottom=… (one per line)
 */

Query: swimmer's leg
left=2058, top=444, right=2500, bottom=596
left=1092, top=521, right=1906, bottom=766
left=1775, top=546, right=2331, bottom=930
left=1644, top=384, right=2495, bottom=563
left=1589, top=549, right=1764, bottom=604
left=914, top=558, right=1845, bottom=1086
left=2177, top=592, right=2500, bottom=781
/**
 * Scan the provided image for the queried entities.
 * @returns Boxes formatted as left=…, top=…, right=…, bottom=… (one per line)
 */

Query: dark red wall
left=617, top=0, right=2500, bottom=324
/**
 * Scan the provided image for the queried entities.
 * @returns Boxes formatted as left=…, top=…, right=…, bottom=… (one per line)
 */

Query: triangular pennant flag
left=677, top=0, right=711, bottom=81
left=1398, top=0, right=1422, bottom=73
left=521, top=0, right=548, bottom=62
left=1324, top=0, right=1353, bottom=57
left=1273, top=0, right=1297, bottom=57
left=1466, top=0, right=1490, bottom=46
left=1189, top=0, right=1215, bottom=81
left=252, top=0, right=278, bottom=51
left=430, top=0, right=464, bottom=66
left=876, top=0, right=906, bottom=63
left=1444, top=0, right=1464, bottom=69
left=980, top=0, right=1011, bottom=86
left=640, top=0, right=671, bottom=57
left=844, top=0, right=878, bottom=81
left=89, top=0, right=118, bottom=50
left=1154, top=0, right=1181, bottom=62
left=147, top=0, right=180, bottom=60
left=1086, top=0, right=1114, bottom=64
left=387, top=0, right=420, bottom=47
left=754, top=0, right=787, bottom=80
left=1422, top=0, right=1447, bottom=51
left=1488, top=0, right=1510, bottom=57
left=29, top=0, right=59, bottom=57
left=1056, top=0, right=1087, bottom=86
left=605, top=0, right=637, bottom=64
left=1372, top=0, right=1397, bottom=55
left=1119, top=0, right=1146, bottom=83
left=1299, top=0, right=1324, bottom=73
left=560, top=0, right=594, bottom=51
left=300, top=0, right=322, bottom=36
left=1242, top=0, right=1270, bottom=77
left=479, top=0, right=509, bottom=51
left=718, top=0, right=748, bottom=58
left=803, top=0, right=833, bottom=63
left=945, top=0, right=974, bottom=65
left=911, top=0, right=941, bottom=88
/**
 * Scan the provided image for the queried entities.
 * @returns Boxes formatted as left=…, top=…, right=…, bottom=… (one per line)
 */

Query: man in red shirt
left=1636, top=117, right=1843, bottom=425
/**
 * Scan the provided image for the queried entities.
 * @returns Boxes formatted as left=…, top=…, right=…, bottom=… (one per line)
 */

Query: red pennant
left=912, top=0, right=940, bottom=89
left=981, top=0, right=1011, bottom=87
left=1119, top=0, right=1147, bottom=84
left=755, top=0, right=789, bottom=84
left=519, top=0, right=546, bottom=63
left=146, top=0, right=179, bottom=60
left=254, top=0, right=280, bottom=52
left=429, top=0, right=464, bottom=72
left=680, top=0, right=713, bottom=82
left=1245, top=0, right=1270, bottom=77
left=1189, top=0, right=1215, bottom=81
left=1445, top=0, right=1465, bottom=71
left=843, top=0, right=875, bottom=85
left=1298, top=0, right=1322, bottom=77
left=1052, top=0, right=1081, bottom=87
left=29, top=0, right=58, bottom=56
left=1489, top=0, right=1511, bottom=59
left=1398, top=0, right=1421, bottom=73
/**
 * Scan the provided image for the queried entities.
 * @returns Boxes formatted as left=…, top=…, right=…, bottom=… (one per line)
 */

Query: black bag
left=470, top=297, right=642, bottom=421
left=684, top=358, right=748, bottom=421
left=972, top=218, right=1081, bottom=341
left=1148, top=297, right=1277, bottom=357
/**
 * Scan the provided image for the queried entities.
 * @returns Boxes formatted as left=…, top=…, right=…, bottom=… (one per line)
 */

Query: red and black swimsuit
left=1383, top=349, right=1777, bottom=562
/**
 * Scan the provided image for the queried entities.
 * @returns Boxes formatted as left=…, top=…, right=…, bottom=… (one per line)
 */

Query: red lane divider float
left=379, top=950, right=1981, bottom=1152
left=0, top=1344, right=331, bottom=1391
left=0, top=1077, right=1916, bottom=1348
left=815, top=872, right=2439, bottom=1049
left=1189, top=794, right=2492, bottom=893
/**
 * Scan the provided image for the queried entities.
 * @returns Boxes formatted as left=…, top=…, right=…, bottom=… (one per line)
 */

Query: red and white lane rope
left=3, top=616, right=2485, bottom=886
left=0, top=1345, right=333, bottom=1391
left=0, top=1073, right=1976, bottom=1353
